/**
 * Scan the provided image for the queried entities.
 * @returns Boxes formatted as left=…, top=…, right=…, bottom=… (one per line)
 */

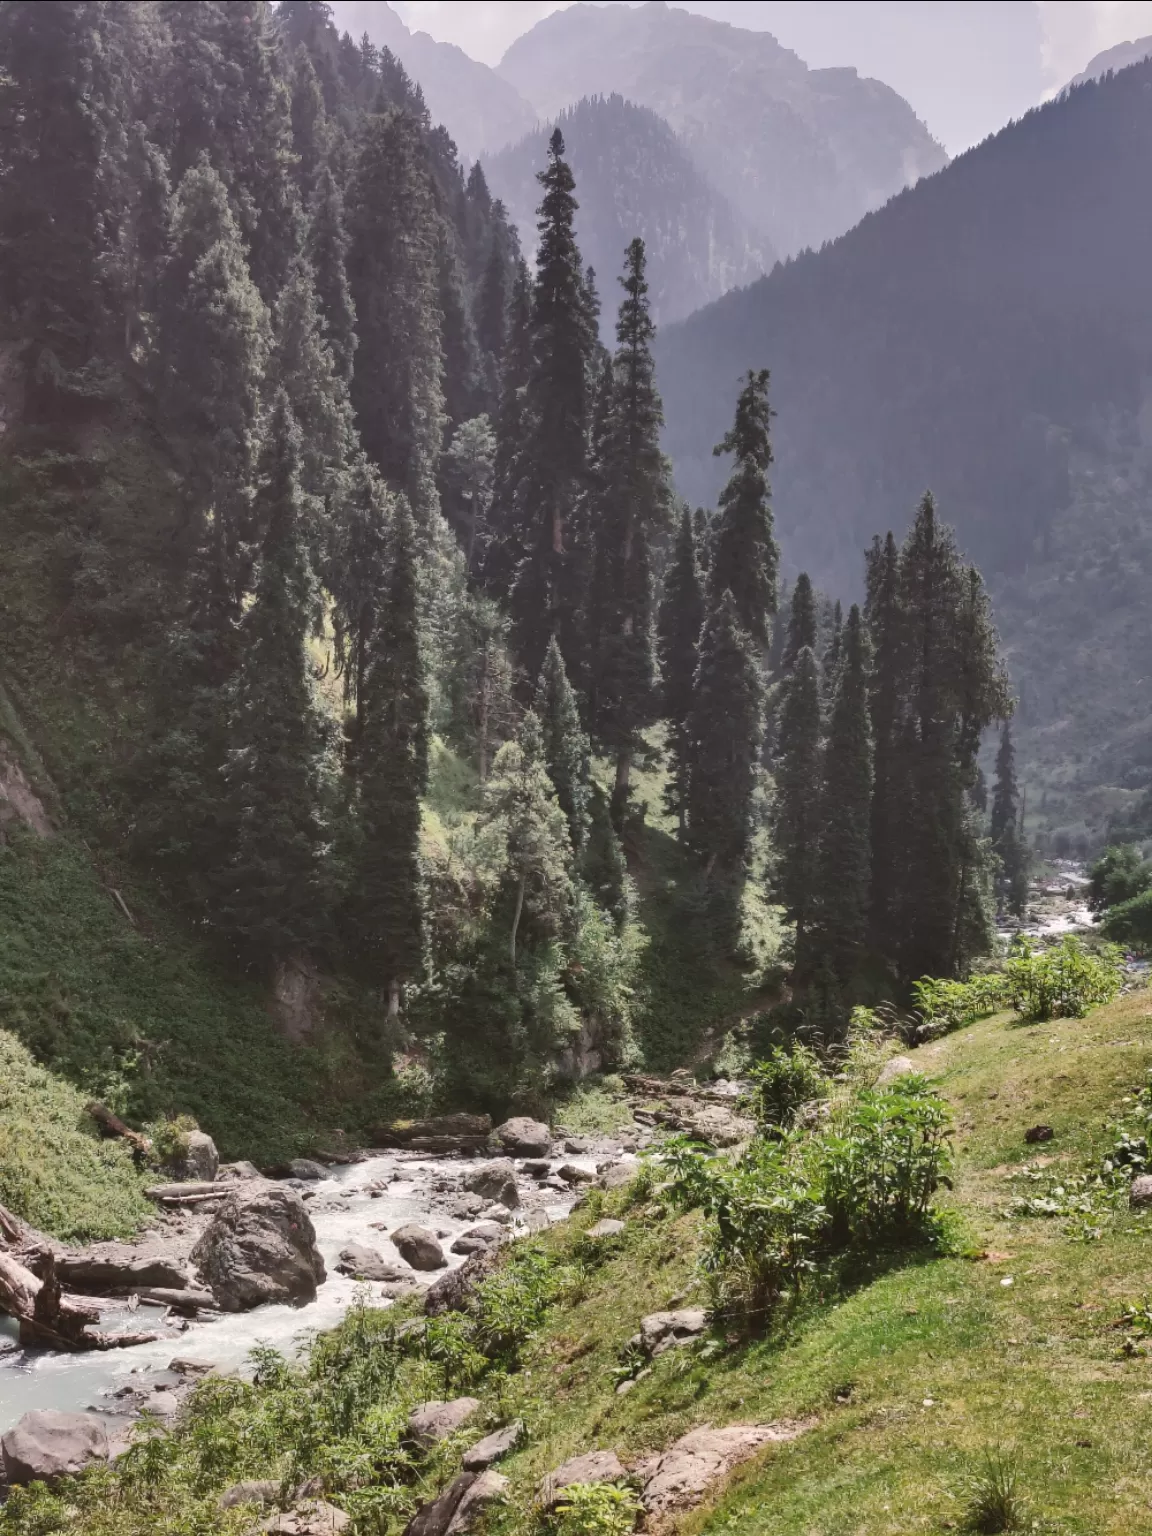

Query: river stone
left=462, top=1420, right=525, bottom=1470
left=597, top=1158, right=640, bottom=1190
left=425, top=1245, right=502, bottom=1316
left=639, top=1308, right=708, bottom=1356
left=519, top=1159, right=551, bottom=1177
left=407, top=1397, right=481, bottom=1449
left=192, top=1183, right=326, bottom=1311
left=495, top=1117, right=552, bottom=1157
left=286, top=1158, right=328, bottom=1181
left=586, top=1218, right=626, bottom=1239
left=391, top=1224, right=447, bottom=1270
left=462, top=1160, right=520, bottom=1209
left=2, top=1411, right=110, bottom=1485
left=450, top=1235, right=490, bottom=1256
left=557, top=1163, right=594, bottom=1185
left=563, top=1136, right=592, bottom=1154
left=336, top=1244, right=410, bottom=1281
left=1131, top=1175, right=1152, bottom=1207
left=877, top=1055, right=917, bottom=1086
left=637, top=1421, right=814, bottom=1515
left=539, top=1449, right=627, bottom=1510
left=258, top=1500, right=351, bottom=1534
left=217, top=1160, right=263, bottom=1182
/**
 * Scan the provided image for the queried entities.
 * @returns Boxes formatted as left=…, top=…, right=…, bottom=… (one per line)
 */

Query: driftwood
left=0, top=1249, right=159, bottom=1352
left=128, top=1286, right=217, bottom=1312
left=86, top=1101, right=153, bottom=1160
left=143, top=1182, right=221, bottom=1201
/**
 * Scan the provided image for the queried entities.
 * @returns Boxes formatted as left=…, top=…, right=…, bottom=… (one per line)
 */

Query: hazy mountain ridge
left=1070, top=33, right=1152, bottom=87
left=653, top=58, right=1152, bottom=841
left=483, top=94, right=774, bottom=327
left=497, top=1, right=947, bottom=258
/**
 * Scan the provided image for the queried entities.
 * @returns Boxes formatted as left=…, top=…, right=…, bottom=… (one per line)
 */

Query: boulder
left=462, top=1160, right=520, bottom=1209
left=219, top=1479, right=280, bottom=1510
left=164, top=1129, right=219, bottom=1183
left=519, top=1159, right=552, bottom=1178
left=539, top=1449, right=627, bottom=1510
left=495, top=1117, right=552, bottom=1157
left=335, top=1244, right=411, bottom=1282
left=585, top=1219, right=626, bottom=1239
left=407, top=1398, right=481, bottom=1449
left=375, top=1113, right=493, bottom=1157
left=877, top=1055, right=917, bottom=1087
left=403, top=1470, right=508, bottom=1536
left=217, top=1160, right=263, bottom=1182
left=449, top=1236, right=489, bottom=1257
left=55, top=1246, right=189, bottom=1294
left=257, top=1501, right=351, bottom=1534
left=1, top=1411, right=110, bottom=1486
left=597, top=1159, right=640, bottom=1190
left=683, top=1105, right=754, bottom=1148
left=638, top=1309, right=708, bottom=1356
left=425, top=1246, right=502, bottom=1316
left=563, top=1136, right=593, bottom=1154
left=1130, top=1174, right=1152, bottom=1208
left=523, top=1209, right=550, bottom=1233
left=447, top=1471, right=507, bottom=1533
left=637, top=1421, right=814, bottom=1516
left=557, top=1163, right=594, bottom=1185
left=286, top=1159, right=328, bottom=1181
left=462, top=1420, right=524, bottom=1471
left=447, top=1194, right=487, bottom=1220
left=192, top=1183, right=326, bottom=1311
left=391, top=1225, right=447, bottom=1271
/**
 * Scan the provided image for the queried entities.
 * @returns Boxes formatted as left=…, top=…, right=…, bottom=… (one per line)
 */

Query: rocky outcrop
left=495, top=1117, right=552, bottom=1157
left=877, top=1055, right=917, bottom=1086
left=462, top=1160, right=519, bottom=1209
left=462, top=1420, right=524, bottom=1471
left=539, top=1449, right=627, bottom=1510
left=192, top=1183, right=325, bottom=1311
left=1, top=1411, right=110, bottom=1485
left=636, top=1420, right=815, bottom=1515
left=375, top=1114, right=493, bottom=1156
left=390, top=1225, right=447, bottom=1271
left=407, top=1398, right=480, bottom=1449
left=403, top=1470, right=508, bottom=1536
left=636, top=1309, right=708, bottom=1357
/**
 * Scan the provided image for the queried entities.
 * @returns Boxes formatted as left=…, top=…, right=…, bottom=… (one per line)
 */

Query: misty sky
left=336, top=0, right=1152, bottom=154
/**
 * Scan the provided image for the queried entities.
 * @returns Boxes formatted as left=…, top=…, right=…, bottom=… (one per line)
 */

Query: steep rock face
left=497, top=3, right=945, bottom=259
left=484, top=95, right=772, bottom=327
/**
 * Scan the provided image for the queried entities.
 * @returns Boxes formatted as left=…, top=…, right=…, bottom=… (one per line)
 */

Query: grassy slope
left=477, top=990, right=1152, bottom=1534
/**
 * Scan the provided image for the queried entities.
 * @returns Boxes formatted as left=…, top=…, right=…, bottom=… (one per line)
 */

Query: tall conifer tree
left=659, top=506, right=705, bottom=834
left=865, top=531, right=902, bottom=957
left=307, top=164, right=357, bottom=386
left=782, top=572, right=817, bottom=673
left=347, top=498, right=429, bottom=1015
left=774, top=646, right=824, bottom=966
left=535, top=636, right=592, bottom=854
left=990, top=722, right=1028, bottom=917
left=708, top=370, right=778, bottom=655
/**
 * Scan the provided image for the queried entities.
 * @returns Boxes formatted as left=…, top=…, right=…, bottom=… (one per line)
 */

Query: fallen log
left=143, top=1183, right=221, bottom=1201
left=0, top=1202, right=26, bottom=1247
left=0, top=1248, right=160, bottom=1351
left=86, top=1101, right=152, bottom=1160
left=128, top=1286, right=218, bottom=1312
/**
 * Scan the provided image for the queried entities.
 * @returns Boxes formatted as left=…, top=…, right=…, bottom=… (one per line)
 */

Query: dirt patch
left=0, top=745, right=53, bottom=837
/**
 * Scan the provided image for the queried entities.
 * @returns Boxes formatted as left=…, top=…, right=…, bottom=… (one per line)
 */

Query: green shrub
left=549, top=1482, right=641, bottom=1536
left=144, top=1113, right=198, bottom=1165
left=1087, top=843, right=1152, bottom=914
left=1100, top=887, right=1152, bottom=948
left=963, top=1446, right=1027, bottom=1533
left=746, top=1043, right=827, bottom=1134
left=1002, top=936, right=1122, bottom=1021
left=911, top=973, right=1007, bottom=1035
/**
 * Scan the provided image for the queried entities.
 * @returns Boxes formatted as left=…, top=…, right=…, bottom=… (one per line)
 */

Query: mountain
left=653, top=59, right=1152, bottom=847
left=329, top=1, right=536, bottom=159
left=496, top=1, right=946, bottom=259
left=483, top=95, right=773, bottom=327
left=1070, top=34, right=1152, bottom=87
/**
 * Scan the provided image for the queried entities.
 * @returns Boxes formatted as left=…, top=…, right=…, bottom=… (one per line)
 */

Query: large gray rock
left=165, top=1129, right=219, bottom=1183
left=557, top=1163, right=594, bottom=1185
left=407, top=1398, right=481, bottom=1449
left=425, top=1245, right=502, bottom=1316
left=403, top=1470, right=508, bottom=1536
left=462, top=1160, right=520, bottom=1209
left=391, top=1225, right=447, bottom=1271
left=637, top=1421, right=814, bottom=1515
left=335, top=1244, right=411, bottom=1282
left=2, top=1411, right=110, bottom=1485
left=447, top=1471, right=507, bottom=1533
left=1130, top=1174, right=1152, bottom=1208
left=257, top=1501, right=351, bottom=1534
left=585, top=1218, right=626, bottom=1239
left=217, top=1160, right=263, bottom=1182
left=539, top=1449, right=627, bottom=1510
left=192, top=1183, right=326, bottom=1311
left=877, top=1055, right=917, bottom=1087
left=56, top=1246, right=189, bottom=1293
left=597, top=1158, right=641, bottom=1190
left=462, top=1420, right=524, bottom=1471
left=638, top=1309, right=708, bottom=1356
left=286, top=1158, right=328, bottom=1181
left=495, top=1117, right=552, bottom=1157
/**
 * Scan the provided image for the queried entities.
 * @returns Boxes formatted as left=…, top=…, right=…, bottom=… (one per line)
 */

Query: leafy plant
left=145, top=1113, right=198, bottom=1165
left=911, top=973, right=1007, bottom=1036
left=746, top=1043, right=827, bottom=1134
left=1002, top=936, right=1122, bottom=1022
left=548, top=1481, right=641, bottom=1536
left=963, top=1445, right=1027, bottom=1533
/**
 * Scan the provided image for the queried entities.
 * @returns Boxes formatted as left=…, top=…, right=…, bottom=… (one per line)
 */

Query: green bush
left=1087, top=843, right=1152, bottom=914
left=1002, top=936, right=1122, bottom=1022
left=1100, top=887, right=1152, bottom=948
left=911, top=973, right=1008, bottom=1035
left=549, top=1482, right=641, bottom=1536
left=746, top=1043, right=827, bottom=1134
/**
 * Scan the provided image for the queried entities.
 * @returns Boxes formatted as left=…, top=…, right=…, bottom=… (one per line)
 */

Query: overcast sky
left=358, top=0, right=1152, bottom=153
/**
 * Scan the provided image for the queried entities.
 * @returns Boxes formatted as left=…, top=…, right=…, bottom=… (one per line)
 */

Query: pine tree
left=822, top=600, right=843, bottom=699
left=442, top=591, right=518, bottom=783
left=482, top=711, right=574, bottom=968
left=865, top=530, right=902, bottom=958
left=509, top=129, right=594, bottom=681
left=346, top=497, right=429, bottom=1015
left=477, top=227, right=510, bottom=362
left=346, top=107, right=444, bottom=523
left=774, top=646, right=824, bottom=967
left=782, top=572, right=817, bottom=672
left=441, top=415, right=496, bottom=573
left=329, top=458, right=392, bottom=734
left=218, top=391, right=326, bottom=967
left=306, top=164, right=357, bottom=386
left=590, top=238, right=671, bottom=820
left=990, top=719, right=1028, bottom=917
left=708, top=370, right=778, bottom=654
left=535, top=636, right=591, bottom=854
left=289, top=44, right=330, bottom=200
left=658, top=506, right=705, bottom=834
left=483, top=259, right=533, bottom=596
left=685, top=592, right=764, bottom=905
left=813, top=606, right=873, bottom=983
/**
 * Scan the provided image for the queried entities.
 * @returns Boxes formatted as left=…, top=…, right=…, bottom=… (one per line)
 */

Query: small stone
left=168, top=1358, right=218, bottom=1376
left=563, top=1137, right=592, bottom=1154
left=407, top=1398, right=481, bottom=1449
left=336, top=1244, right=410, bottom=1282
left=218, top=1479, right=279, bottom=1509
left=450, top=1236, right=490, bottom=1256
left=639, top=1308, right=708, bottom=1356
left=479, top=1204, right=513, bottom=1224
left=1024, top=1125, right=1054, bottom=1144
left=391, top=1225, right=448, bottom=1271
left=462, top=1420, right=525, bottom=1471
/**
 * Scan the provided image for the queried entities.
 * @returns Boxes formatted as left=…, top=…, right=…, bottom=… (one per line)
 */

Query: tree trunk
left=388, top=978, right=401, bottom=1018
left=477, top=647, right=490, bottom=784
left=611, top=748, right=632, bottom=827
left=510, top=872, right=526, bottom=967
left=0, top=1249, right=157, bottom=1352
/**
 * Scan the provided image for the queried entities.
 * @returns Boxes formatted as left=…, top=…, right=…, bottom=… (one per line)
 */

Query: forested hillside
left=655, top=58, right=1152, bottom=844
left=484, top=95, right=773, bottom=327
